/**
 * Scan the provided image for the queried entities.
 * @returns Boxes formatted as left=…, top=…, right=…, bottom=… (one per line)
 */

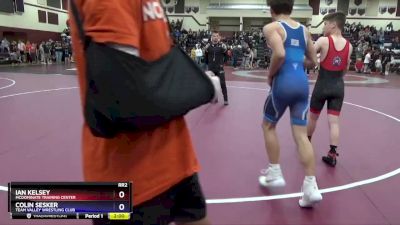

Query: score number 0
left=118, top=191, right=126, bottom=211
left=117, top=183, right=128, bottom=211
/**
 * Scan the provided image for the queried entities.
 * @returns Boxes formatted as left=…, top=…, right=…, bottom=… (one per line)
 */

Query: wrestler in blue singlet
left=264, top=21, right=309, bottom=126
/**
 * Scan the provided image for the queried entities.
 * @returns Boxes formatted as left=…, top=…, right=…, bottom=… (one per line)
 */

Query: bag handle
left=162, top=5, right=176, bottom=46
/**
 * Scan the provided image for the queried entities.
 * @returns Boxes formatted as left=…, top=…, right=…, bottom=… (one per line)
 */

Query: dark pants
left=232, top=56, right=238, bottom=68
left=92, top=174, right=206, bottom=225
left=382, top=62, right=388, bottom=74
left=26, top=52, right=32, bottom=63
left=212, top=69, right=228, bottom=102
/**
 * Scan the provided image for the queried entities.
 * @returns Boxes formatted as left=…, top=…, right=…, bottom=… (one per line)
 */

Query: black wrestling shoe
left=322, top=151, right=339, bottom=167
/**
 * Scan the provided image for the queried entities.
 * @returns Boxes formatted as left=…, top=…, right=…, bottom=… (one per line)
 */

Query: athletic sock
left=329, top=145, right=337, bottom=154
left=269, top=163, right=280, bottom=170
left=304, top=176, right=316, bottom=183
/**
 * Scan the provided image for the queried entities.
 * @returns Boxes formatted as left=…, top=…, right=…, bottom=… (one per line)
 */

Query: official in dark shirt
left=381, top=49, right=392, bottom=75
left=205, top=31, right=229, bottom=105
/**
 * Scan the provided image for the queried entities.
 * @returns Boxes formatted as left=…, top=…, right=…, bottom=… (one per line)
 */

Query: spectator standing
left=17, top=40, right=25, bottom=62
left=364, top=50, right=371, bottom=74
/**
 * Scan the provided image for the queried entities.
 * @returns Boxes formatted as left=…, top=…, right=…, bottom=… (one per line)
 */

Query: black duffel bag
left=70, top=0, right=215, bottom=138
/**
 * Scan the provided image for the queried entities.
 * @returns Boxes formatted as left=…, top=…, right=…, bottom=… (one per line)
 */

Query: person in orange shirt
left=25, top=41, right=32, bottom=63
left=69, top=0, right=211, bottom=224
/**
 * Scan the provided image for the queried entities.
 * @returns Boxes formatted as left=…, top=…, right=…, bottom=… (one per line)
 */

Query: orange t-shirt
left=69, top=0, right=200, bottom=205
left=25, top=43, right=32, bottom=52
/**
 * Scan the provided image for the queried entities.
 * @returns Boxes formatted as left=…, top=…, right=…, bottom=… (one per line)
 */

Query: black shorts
left=93, top=174, right=206, bottom=225
left=310, top=69, right=344, bottom=116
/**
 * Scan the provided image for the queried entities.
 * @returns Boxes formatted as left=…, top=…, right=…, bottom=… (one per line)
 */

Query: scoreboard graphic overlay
left=8, top=182, right=132, bottom=220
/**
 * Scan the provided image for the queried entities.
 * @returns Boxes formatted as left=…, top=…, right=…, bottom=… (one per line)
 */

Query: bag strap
left=69, top=0, right=90, bottom=48
left=165, top=18, right=174, bottom=44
